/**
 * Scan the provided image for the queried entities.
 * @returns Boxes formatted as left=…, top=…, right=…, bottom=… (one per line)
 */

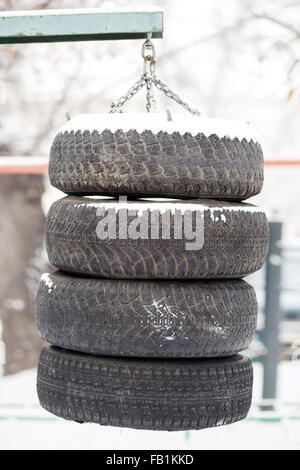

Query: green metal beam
left=0, top=8, right=164, bottom=44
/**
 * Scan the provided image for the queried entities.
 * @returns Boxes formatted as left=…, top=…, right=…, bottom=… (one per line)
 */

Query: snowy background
left=0, top=0, right=300, bottom=450
left=1, top=0, right=300, bottom=235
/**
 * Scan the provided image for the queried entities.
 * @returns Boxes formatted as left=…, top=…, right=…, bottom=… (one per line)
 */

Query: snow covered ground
left=0, top=361, right=299, bottom=450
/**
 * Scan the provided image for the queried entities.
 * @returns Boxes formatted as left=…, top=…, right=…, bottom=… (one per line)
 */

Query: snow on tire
left=45, top=196, right=269, bottom=280
left=49, top=113, right=264, bottom=200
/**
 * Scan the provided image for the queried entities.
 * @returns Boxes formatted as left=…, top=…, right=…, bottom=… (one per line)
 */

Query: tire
left=37, top=346, right=253, bottom=431
left=49, top=113, right=264, bottom=200
left=36, top=272, right=257, bottom=358
left=46, top=196, right=269, bottom=280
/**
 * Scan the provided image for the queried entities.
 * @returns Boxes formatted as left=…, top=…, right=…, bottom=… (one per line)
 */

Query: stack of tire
left=36, top=113, right=269, bottom=431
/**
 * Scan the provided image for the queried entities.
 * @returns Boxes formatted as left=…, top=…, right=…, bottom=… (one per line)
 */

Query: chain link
left=145, top=73, right=156, bottom=113
left=110, top=75, right=147, bottom=113
left=110, top=37, right=201, bottom=116
left=152, top=77, right=201, bottom=116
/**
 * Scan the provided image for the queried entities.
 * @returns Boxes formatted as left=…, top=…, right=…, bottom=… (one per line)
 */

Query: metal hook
left=142, top=33, right=156, bottom=75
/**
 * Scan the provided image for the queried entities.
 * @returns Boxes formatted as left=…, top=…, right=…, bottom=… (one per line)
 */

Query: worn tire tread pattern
left=37, top=346, right=253, bottom=431
left=49, top=129, right=264, bottom=199
left=36, top=272, right=257, bottom=358
left=46, top=196, right=269, bottom=279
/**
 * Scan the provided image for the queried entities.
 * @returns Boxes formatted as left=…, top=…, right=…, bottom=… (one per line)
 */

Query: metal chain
left=145, top=73, right=156, bottom=112
left=110, top=75, right=147, bottom=113
left=110, top=37, right=201, bottom=116
left=152, top=76, right=201, bottom=116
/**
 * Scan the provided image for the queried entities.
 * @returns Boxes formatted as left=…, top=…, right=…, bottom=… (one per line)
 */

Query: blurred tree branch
left=1, top=0, right=300, bottom=157
left=32, top=0, right=53, bottom=9
left=252, top=13, right=300, bottom=39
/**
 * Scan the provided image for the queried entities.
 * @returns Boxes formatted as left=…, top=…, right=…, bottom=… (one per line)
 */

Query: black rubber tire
left=49, top=125, right=264, bottom=200
left=37, top=346, right=253, bottom=431
left=46, top=196, right=269, bottom=280
left=36, top=272, right=257, bottom=358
